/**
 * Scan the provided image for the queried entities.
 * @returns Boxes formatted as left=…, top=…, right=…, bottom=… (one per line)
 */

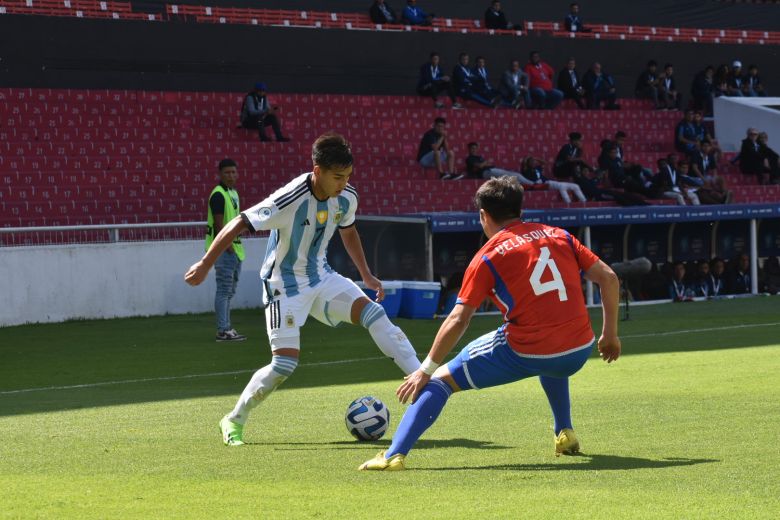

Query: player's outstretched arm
left=185, top=215, right=248, bottom=286
left=584, top=259, right=621, bottom=363
left=397, top=303, right=476, bottom=404
left=339, top=226, right=384, bottom=302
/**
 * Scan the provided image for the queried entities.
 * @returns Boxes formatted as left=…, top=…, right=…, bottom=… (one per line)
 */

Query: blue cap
left=254, top=82, right=267, bottom=91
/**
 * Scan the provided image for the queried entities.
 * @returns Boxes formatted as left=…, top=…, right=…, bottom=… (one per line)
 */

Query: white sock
left=361, top=302, right=420, bottom=375
left=227, top=355, right=298, bottom=424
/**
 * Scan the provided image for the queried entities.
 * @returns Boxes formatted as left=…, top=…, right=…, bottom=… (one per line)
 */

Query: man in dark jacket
left=417, top=52, right=460, bottom=109
left=557, top=58, right=586, bottom=109
left=564, top=2, right=590, bottom=32
left=240, top=83, right=290, bottom=142
left=484, top=0, right=521, bottom=30
left=369, top=0, right=397, bottom=24
left=582, top=63, right=618, bottom=110
left=499, top=60, right=531, bottom=108
left=659, top=63, right=682, bottom=110
left=739, top=128, right=771, bottom=184
left=690, top=66, right=715, bottom=115
left=635, top=60, right=662, bottom=109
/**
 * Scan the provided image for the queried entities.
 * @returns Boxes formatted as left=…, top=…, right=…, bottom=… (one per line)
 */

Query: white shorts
left=264, top=272, right=366, bottom=346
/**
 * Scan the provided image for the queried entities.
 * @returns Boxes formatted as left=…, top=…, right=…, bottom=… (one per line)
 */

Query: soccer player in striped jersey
left=185, top=133, right=420, bottom=445
left=360, top=176, right=621, bottom=471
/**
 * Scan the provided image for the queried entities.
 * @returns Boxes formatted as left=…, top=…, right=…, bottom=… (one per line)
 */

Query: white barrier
left=714, top=96, right=780, bottom=152
left=0, top=238, right=268, bottom=327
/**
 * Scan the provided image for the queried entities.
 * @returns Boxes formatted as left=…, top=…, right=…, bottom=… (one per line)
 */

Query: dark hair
left=459, top=52, right=469, bottom=60
left=430, top=51, right=439, bottom=58
left=476, top=55, right=486, bottom=62
left=434, top=117, right=446, bottom=125
left=218, top=158, right=237, bottom=171
left=570, top=2, right=579, bottom=7
left=615, top=131, right=627, bottom=139
left=664, top=63, right=673, bottom=69
left=647, top=60, right=658, bottom=67
left=468, top=142, right=478, bottom=148
left=530, top=50, right=540, bottom=59
left=701, top=139, right=712, bottom=146
left=569, top=132, right=582, bottom=141
left=748, top=64, right=758, bottom=70
left=475, top=176, right=524, bottom=222
left=311, top=133, right=353, bottom=170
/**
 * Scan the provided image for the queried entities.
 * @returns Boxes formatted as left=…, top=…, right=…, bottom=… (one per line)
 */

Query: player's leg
left=310, top=275, right=420, bottom=374
left=220, top=291, right=312, bottom=444
left=361, top=330, right=530, bottom=470
left=213, top=252, right=232, bottom=338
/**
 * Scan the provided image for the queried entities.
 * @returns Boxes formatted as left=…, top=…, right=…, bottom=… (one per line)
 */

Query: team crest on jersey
left=316, top=210, right=328, bottom=225
left=285, top=313, right=295, bottom=328
left=334, top=210, right=343, bottom=224
left=257, top=207, right=272, bottom=220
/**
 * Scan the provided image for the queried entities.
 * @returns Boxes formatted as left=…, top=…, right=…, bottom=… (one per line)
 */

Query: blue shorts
left=446, top=327, right=594, bottom=391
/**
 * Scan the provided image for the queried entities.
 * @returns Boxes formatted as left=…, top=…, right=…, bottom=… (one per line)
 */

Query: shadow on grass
left=261, top=438, right=510, bottom=451
left=421, top=454, right=719, bottom=472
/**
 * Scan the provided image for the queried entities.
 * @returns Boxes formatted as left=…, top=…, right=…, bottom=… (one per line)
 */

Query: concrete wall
left=714, top=97, right=780, bottom=153
left=0, top=237, right=268, bottom=327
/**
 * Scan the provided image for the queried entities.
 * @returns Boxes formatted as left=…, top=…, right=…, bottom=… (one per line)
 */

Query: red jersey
left=457, top=221, right=599, bottom=356
left=524, top=61, right=555, bottom=91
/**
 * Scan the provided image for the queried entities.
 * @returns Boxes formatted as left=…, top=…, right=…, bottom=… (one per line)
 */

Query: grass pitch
left=1, top=297, right=779, bottom=519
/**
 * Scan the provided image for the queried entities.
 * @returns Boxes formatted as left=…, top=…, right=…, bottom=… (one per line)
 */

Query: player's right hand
left=184, top=261, right=209, bottom=286
left=597, top=334, right=621, bottom=363
left=396, top=370, right=431, bottom=405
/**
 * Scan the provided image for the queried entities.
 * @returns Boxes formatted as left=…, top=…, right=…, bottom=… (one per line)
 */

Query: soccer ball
left=345, top=396, right=390, bottom=441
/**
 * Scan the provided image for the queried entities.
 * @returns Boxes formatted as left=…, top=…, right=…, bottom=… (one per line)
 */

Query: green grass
left=1, top=298, right=779, bottom=519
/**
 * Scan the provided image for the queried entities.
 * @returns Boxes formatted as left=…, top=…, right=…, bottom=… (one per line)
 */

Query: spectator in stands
left=693, top=260, right=711, bottom=297
left=655, top=157, right=700, bottom=205
left=658, top=63, right=682, bottom=111
left=691, top=140, right=731, bottom=204
left=499, top=59, right=531, bottom=109
left=675, top=109, right=698, bottom=156
left=599, top=145, right=649, bottom=203
left=418, top=117, right=459, bottom=179
left=564, top=2, right=590, bottom=32
left=739, top=128, right=771, bottom=184
left=520, top=156, right=587, bottom=203
left=417, top=52, right=461, bottom=109
left=758, top=132, right=780, bottom=184
left=453, top=53, right=496, bottom=107
left=557, top=58, right=586, bottom=109
left=744, top=65, right=766, bottom=97
left=472, top=56, right=501, bottom=104
left=692, top=111, right=720, bottom=151
left=760, top=256, right=780, bottom=294
left=369, top=0, right=398, bottom=24
left=402, top=0, right=434, bottom=26
left=554, top=132, right=593, bottom=182
left=206, top=158, right=247, bottom=342
left=525, top=51, right=563, bottom=109
left=668, top=262, right=694, bottom=301
left=465, top=142, right=526, bottom=181
left=484, top=1, right=521, bottom=30
left=726, top=61, right=746, bottom=96
left=582, top=62, right=618, bottom=110
left=709, top=257, right=727, bottom=296
left=635, top=60, right=662, bottom=110
left=240, top=83, right=290, bottom=142
left=713, top=64, right=730, bottom=97
left=727, top=253, right=751, bottom=294
left=691, top=65, right=715, bottom=115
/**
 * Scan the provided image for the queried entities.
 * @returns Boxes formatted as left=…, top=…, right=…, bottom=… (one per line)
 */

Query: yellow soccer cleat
left=358, top=450, right=406, bottom=471
left=555, top=428, right=581, bottom=456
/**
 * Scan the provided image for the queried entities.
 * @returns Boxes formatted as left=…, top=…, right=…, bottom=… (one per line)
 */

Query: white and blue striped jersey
left=241, top=173, right=358, bottom=297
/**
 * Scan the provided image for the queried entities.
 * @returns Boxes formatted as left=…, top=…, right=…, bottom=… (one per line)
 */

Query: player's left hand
left=397, top=370, right=431, bottom=404
left=363, top=275, right=385, bottom=302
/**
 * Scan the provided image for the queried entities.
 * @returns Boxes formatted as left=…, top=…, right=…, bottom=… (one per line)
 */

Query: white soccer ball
left=345, top=396, right=390, bottom=441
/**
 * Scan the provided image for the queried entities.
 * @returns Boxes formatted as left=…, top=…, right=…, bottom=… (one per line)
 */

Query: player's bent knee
left=270, top=354, right=298, bottom=378
left=434, top=367, right=461, bottom=393
left=358, top=301, right=386, bottom=329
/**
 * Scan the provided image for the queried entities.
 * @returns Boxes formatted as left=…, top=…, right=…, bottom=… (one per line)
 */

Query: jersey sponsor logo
left=494, top=228, right=556, bottom=255
left=316, top=210, right=328, bottom=225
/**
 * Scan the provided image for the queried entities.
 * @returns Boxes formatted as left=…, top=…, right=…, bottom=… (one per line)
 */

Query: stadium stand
left=2, top=87, right=778, bottom=229
left=0, top=1, right=779, bottom=45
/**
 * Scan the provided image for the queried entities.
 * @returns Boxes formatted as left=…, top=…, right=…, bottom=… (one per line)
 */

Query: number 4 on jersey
left=530, top=246, right=568, bottom=301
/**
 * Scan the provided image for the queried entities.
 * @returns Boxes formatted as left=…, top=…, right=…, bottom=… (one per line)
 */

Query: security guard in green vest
left=206, top=159, right=247, bottom=342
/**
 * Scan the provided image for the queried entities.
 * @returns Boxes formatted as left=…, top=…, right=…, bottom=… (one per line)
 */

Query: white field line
left=2, top=321, right=779, bottom=396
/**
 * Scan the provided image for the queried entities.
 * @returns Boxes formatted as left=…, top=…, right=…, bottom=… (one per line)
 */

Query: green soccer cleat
left=358, top=450, right=406, bottom=471
left=219, top=415, right=245, bottom=446
left=554, top=428, right=581, bottom=456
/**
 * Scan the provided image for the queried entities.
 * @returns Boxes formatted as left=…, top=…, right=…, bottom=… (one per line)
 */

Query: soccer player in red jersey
left=360, top=176, right=621, bottom=471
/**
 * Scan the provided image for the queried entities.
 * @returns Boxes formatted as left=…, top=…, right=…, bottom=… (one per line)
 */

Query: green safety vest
left=205, top=185, right=246, bottom=261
